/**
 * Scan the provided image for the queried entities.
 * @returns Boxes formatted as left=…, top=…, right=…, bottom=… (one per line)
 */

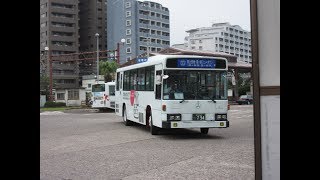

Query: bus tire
left=200, top=128, right=209, bottom=134
left=149, top=113, right=159, bottom=135
left=122, top=105, right=131, bottom=126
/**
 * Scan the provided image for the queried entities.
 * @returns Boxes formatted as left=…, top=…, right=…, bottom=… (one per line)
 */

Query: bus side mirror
left=162, top=75, right=169, bottom=79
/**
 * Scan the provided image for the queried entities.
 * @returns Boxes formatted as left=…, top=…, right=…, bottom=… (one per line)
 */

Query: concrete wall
left=55, top=89, right=86, bottom=106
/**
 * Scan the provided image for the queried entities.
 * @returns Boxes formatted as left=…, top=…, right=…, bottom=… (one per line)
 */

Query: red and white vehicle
left=91, top=82, right=116, bottom=110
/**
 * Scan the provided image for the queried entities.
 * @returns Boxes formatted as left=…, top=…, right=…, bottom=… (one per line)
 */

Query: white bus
left=92, top=82, right=116, bottom=110
left=115, top=55, right=229, bottom=135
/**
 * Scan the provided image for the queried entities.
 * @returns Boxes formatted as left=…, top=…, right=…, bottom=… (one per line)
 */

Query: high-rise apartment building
left=107, top=0, right=170, bottom=64
left=175, top=22, right=252, bottom=63
left=78, top=0, right=107, bottom=76
left=79, top=0, right=106, bottom=51
left=40, top=0, right=80, bottom=89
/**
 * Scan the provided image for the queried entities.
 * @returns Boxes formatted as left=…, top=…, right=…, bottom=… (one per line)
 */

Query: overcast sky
left=146, top=0, right=251, bottom=45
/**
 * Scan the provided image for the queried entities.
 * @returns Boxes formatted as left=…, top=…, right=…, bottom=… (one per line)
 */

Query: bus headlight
left=215, top=114, right=227, bottom=121
left=167, top=114, right=181, bottom=121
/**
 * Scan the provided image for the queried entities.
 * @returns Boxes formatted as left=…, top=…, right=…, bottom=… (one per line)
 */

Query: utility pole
left=95, top=33, right=99, bottom=83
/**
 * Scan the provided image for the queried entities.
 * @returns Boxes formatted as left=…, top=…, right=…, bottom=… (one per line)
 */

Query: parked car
left=236, top=95, right=253, bottom=105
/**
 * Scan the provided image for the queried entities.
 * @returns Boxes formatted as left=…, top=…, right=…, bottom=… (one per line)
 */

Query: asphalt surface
left=40, top=105, right=254, bottom=180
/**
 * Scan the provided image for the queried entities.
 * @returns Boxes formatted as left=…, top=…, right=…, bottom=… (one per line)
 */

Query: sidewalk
left=63, top=108, right=99, bottom=113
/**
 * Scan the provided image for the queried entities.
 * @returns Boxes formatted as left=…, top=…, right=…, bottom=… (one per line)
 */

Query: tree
left=237, top=73, right=251, bottom=96
left=99, top=60, right=118, bottom=82
left=40, top=75, right=49, bottom=99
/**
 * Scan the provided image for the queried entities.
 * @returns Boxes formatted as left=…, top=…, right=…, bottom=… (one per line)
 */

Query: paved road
left=40, top=105, right=254, bottom=180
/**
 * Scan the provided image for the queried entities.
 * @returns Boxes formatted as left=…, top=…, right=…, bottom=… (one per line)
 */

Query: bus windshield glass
left=109, top=85, right=115, bottom=96
left=92, top=84, right=105, bottom=92
left=163, top=70, right=227, bottom=100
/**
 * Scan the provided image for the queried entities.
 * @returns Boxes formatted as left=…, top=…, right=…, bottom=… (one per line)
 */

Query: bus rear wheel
left=123, top=105, right=131, bottom=126
left=200, top=128, right=209, bottom=134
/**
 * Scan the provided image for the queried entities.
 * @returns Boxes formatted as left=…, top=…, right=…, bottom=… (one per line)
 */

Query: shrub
left=44, top=101, right=66, bottom=107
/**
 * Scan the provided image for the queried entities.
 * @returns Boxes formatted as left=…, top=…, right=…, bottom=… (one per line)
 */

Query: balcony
left=51, top=35, right=75, bottom=42
left=51, top=6, right=77, bottom=14
left=51, top=44, right=78, bottom=52
left=50, top=16, right=76, bottom=24
left=50, top=25, right=76, bottom=32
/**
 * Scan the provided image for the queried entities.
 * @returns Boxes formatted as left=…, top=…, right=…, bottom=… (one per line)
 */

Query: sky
left=145, top=0, right=251, bottom=45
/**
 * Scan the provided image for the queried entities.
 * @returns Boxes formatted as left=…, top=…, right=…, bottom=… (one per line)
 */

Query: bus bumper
left=162, top=120, right=229, bottom=129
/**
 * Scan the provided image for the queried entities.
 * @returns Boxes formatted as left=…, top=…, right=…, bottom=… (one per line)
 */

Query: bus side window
left=120, top=74, right=123, bottom=89
left=155, top=70, right=162, bottom=99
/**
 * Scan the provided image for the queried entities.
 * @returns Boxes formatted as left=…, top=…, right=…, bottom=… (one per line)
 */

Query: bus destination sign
left=177, top=59, right=216, bottom=68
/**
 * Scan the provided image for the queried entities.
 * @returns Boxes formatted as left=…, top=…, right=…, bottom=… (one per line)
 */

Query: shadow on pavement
left=116, top=121, right=225, bottom=139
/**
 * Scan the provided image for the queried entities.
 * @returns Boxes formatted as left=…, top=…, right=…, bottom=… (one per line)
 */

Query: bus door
left=153, top=64, right=163, bottom=127
left=115, top=72, right=123, bottom=115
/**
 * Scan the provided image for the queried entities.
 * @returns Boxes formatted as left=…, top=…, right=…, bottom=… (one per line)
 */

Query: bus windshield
left=163, top=70, right=227, bottom=100
left=92, top=84, right=105, bottom=92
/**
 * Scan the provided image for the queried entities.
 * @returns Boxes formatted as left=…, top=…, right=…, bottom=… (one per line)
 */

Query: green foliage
left=40, top=75, right=49, bottom=96
left=44, top=101, right=66, bottom=107
left=237, top=74, right=251, bottom=96
left=228, top=73, right=252, bottom=96
left=99, top=60, right=118, bottom=82
left=238, top=83, right=251, bottom=96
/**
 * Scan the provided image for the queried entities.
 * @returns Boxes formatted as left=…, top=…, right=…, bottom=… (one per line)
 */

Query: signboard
left=177, top=59, right=216, bottom=68
left=166, top=58, right=226, bottom=69
left=136, top=58, right=148, bottom=64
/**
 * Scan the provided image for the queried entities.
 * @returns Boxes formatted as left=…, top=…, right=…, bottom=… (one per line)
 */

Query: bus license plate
left=193, top=114, right=205, bottom=121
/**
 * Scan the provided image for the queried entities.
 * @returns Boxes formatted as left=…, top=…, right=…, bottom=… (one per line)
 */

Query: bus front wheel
left=149, top=113, right=159, bottom=135
left=200, top=128, right=209, bottom=134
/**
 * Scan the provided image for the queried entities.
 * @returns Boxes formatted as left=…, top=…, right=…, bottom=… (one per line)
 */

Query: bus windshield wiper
left=211, top=97, right=217, bottom=103
left=180, top=99, right=186, bottom=103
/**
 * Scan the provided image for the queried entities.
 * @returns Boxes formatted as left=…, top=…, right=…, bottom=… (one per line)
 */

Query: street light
left=116, top=38, right=126, bottom=65
left=95, top=33, right=99, bottom=83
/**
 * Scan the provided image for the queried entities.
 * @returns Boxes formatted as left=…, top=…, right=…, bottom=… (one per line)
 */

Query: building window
left=57, top=93, right=65, bottom=100
left=191, top=40, right=195, bottom=44
left=88, top=84, right=91, bottom=88
left=68, top=90, right=79, bottom=100
left=126, top=56, right=131, bottom=61
left=126, top=38, right=131, bottom=44
left=199, top=46, right=203, bottom=50
left=199, top=40, right=202, bottom=43
left=41, top=13, right=46, bottom=18
left=126, top=47, right=131, bottom=53
left=125, top=2, right=131, bottom=8
left=191, top=46, right=195, bottom=49
left=126, top=11, right=131, bottom=17
left=126, top=29, right=131, bottom=35
left=126, top=20, right=131, bottom=26
left=40, top=22, right=46, bottom=28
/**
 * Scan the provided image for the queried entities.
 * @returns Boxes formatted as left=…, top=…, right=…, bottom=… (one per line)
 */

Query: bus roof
left=105, top=81, right=115, bottom=85
left=92, top=82, right=115, bottom=86
left=116, top=55, right=227, bottom=72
